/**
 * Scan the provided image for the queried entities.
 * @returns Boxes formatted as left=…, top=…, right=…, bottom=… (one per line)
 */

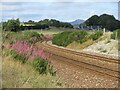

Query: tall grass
left=2, top=56, right=61, bottom=88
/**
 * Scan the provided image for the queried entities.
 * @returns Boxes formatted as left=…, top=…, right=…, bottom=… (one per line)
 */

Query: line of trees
left=3, top=18, right=73, bottom=32
left=37, top=19, right=73, bottom=28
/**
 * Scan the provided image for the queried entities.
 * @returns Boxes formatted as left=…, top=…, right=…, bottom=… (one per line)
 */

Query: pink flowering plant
left=3, top=31, right=56, bottom=75
left=5, top=40, right=55, bottom=75
left=8, top=41, right=49, bottom=61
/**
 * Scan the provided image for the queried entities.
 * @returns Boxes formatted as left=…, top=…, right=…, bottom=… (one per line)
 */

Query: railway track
left=46, top=41, right=119, bottom=64
left=36, top=41, right=120, bottom=80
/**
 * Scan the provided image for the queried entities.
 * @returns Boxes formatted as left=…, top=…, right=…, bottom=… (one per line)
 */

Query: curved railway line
left=46, top=41, right=119, bottom=64
left=36, top=41, right=120, bottom=80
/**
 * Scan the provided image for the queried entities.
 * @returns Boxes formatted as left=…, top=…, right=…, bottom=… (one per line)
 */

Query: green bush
left=52, top=30, right=88, bottom=47
left=10, top=50, right=27, bottom=63
left=89, top=31, right=103, bottom=41
left=33, top=57, right=48, bottom=74
left=32, top=57, right=56, bottom=75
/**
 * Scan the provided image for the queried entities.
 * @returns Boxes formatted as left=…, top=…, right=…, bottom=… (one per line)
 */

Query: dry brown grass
left=67, top=39, right=94, bottom=50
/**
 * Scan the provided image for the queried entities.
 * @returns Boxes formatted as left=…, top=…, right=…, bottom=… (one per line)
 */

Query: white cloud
left=2, top=4, right=20, bottom=11
left=1, top=2, right=118, bottom=22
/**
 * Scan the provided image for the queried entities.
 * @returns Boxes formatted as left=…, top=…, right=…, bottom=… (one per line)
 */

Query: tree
left=6, top=18, right=20, bottom=32
left=28, top=20, right=34, bottom=23
left=99, top=14, right=114, bottom=30
left=85, top=15, right=99, bottom=26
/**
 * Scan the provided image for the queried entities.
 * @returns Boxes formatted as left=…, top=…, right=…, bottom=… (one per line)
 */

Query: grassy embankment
left=2, top=30, right=63, bottom=88
left=52, top=30, right=103, bottom=50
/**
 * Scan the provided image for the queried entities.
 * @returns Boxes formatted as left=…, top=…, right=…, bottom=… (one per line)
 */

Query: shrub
left=32, top=57, right=48, bottom=74
left=32, top=57, right=56, bottom=75
left=89, top=31, right=103, bottom=40
left=75, top=31, right=88, bottom=43
left=52, top=30, right=88, bottom=47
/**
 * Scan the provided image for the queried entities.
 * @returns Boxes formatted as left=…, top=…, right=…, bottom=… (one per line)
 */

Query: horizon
left=1, top=14, right=118, bottom=23
left=1, top=2, right=118, bottom=22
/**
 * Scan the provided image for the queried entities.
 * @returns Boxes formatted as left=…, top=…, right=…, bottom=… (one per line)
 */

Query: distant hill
left=70, top=19, right=85, bottom=25
left=84, top=14, right=120, bottom=31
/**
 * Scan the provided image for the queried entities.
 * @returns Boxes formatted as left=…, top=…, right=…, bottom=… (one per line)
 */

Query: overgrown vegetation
left=3, top=31, right=42, bottom=44
left=3, top=28, right=59, bottom=88
left=52, top=30, right=103, bottom=47
left=52, top=31, right=88, bottom=47
left=89, top=31, right=103, bottom=41
left=3, top=30, right=55, bottom=76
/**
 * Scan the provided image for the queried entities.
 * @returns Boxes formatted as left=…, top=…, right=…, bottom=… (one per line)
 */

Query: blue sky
left=1, top=2, right=118, bottom=22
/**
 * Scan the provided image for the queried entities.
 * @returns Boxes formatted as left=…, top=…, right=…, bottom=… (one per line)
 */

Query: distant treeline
left=36, top=19, right=73, bottom=28
left=22, top=19, right=73, bottom=29
left=3, top=19, right=73, bottom=32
